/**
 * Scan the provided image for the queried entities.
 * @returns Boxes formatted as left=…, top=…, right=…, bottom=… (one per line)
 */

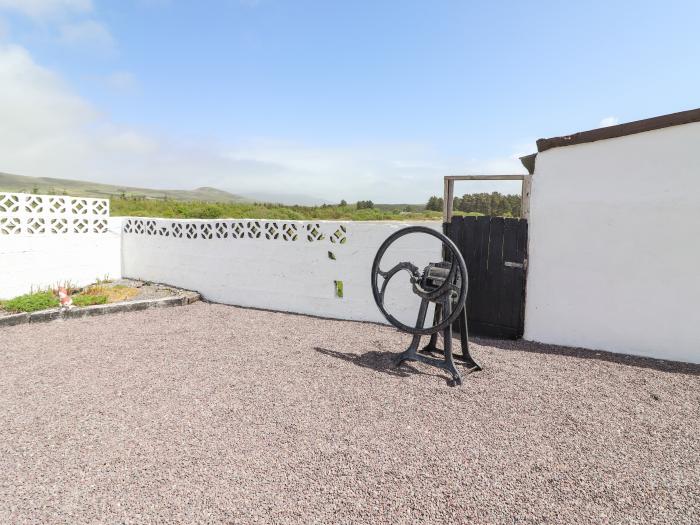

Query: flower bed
left=0, top=279, right=181, bottom=317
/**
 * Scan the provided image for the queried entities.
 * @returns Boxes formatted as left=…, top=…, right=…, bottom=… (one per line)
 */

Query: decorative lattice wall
left=122, top=218, right=348, bottom=244
left=0, top=193, right=110, bottom=235
left=121, top=218, right=436, bottom=326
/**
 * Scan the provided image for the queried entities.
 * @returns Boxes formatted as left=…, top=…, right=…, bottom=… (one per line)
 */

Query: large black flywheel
left=370, top=226, right=481, bottom=386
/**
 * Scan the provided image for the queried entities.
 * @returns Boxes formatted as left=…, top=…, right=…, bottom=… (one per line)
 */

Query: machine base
left=396, top=304, right=481, bottom=386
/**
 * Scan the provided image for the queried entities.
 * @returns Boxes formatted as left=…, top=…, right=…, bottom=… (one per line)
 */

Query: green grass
left=0, top=291, right=108, bottom=313
left=72, top=294, right=108, bottom=307
left=111, top=198, right=450, bottom=221
left=2, top=291, right=59, bottom=313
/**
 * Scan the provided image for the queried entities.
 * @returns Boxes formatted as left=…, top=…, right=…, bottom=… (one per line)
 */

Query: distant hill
left=0, top=172, right=250, bottom=203
left=0, top=172, right=427, bottom=209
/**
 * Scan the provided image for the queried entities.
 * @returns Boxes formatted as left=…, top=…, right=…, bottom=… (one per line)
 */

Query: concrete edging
left=0, top=292, right=200, bottom=328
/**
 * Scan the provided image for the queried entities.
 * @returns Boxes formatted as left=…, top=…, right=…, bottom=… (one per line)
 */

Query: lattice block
left=230, top=222, right=244, bottom=239
left=247, top=221, right=261, bottom=239
left=281, top=223, right=298, bottom=241
left=25, top=196, right=44, bottom=213
left=49, top=197, right=68, bottom=214
left=92, top=220, right=108, bottom=234
left=50, top=218, right=69, bottom=234
left=27, top=218, right=46, bottom=234
left=306, top=223, right=325, bottom=242
left=330, top=225, right=348, bottom=244
left=71, top=199, right=90, bottom=215
left=73, top=219, right=89, bottom=233
left=92, top=200, right=109, bottom=215
left=200, top=223, right=213, bottom=239
left=185, top=223, right=198, bottom=239
left=0, top=217, right=21, bottom=234
left=264, top=222, right=279, bottom=240
left=0, top=194, right=21, bottom=214
left=215, top=222, right=228, bottom=239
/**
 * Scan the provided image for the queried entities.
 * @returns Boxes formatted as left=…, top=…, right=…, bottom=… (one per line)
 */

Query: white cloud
left=0, top=0, right=91, bottom=18
left=0, top=16, right=9, bottom=39
left=599, top=116, right=619, bottom=127
left=0, top=43, right=527, bottom=203
left=0, top=1, right=111, bottom=53
left=103, top=71, right=137, bottom=92
left=58, top=19, right=114, bottom=50
left=0, top=44, right=95, bottom=135
left=223, top=141, right=526, bottom=201
left=103, top=131, right=158, bottom=154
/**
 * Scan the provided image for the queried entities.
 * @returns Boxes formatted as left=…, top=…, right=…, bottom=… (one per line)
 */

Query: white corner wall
left=121, top=218, right=441, bottom=324
left=525, top=122, right=700, bottom=363
left=0, top=193, right=122, bottom=298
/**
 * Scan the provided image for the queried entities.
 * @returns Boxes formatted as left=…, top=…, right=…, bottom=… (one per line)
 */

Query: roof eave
left=536, top=107, right=700, bottom=153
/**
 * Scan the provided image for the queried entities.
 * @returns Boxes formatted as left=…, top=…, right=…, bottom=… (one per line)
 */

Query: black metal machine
left=371, top=226, right=481, bottom=385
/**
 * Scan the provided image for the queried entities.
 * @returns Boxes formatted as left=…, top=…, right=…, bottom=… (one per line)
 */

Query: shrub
left=110, top=198, right=444, bottom=221
left=3, top=292, right=59, bottom=313
left=72, top=295, right=108, bottom=307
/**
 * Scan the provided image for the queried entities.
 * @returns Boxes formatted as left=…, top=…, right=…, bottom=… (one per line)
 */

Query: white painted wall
left=0, top=193, right=122, bottom=298
left=525, top=122, right=700, bottom=363
left=122, top=218, right=441, bottom=324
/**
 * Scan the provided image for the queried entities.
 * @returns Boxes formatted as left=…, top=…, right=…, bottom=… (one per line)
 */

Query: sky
left=0, top=1, right=699, bottom=203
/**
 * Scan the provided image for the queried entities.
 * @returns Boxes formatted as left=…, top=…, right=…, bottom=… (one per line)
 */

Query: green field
left=110, top=198, right=447, bottom=221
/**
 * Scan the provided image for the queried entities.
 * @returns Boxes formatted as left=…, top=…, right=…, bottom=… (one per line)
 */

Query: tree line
left=110, top=198, right=443, bottom=221
left=426, top=192, right=521, bottom=217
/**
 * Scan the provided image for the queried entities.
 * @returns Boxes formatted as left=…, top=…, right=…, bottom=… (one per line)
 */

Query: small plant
left=2, top=292, right=59, bottom=313
left=82, top=284, right=138, bottom=303
left=95, top=274, right=112, bottom=285
left=49, top=280, right=80, bottom=295
left=72, top=295, right=108, bottom=307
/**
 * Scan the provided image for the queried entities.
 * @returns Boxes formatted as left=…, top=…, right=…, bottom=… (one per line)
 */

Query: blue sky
left=0, top=1, right=699, bottom=202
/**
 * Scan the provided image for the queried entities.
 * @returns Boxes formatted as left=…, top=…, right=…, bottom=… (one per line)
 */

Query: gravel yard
left=1, top=302, right=698, bottom=524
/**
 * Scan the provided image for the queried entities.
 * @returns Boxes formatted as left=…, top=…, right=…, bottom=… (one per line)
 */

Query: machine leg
left=399, top=299, right=463, bottom=386
left=455, top=305, right=482, bottom=371
left=396, top=299, right=428, bottom=366
left=421, top=303, right=441, bottom=354
left=420, top=304, right=481, bottom=372
left=441, top=300, right=462, bottom=386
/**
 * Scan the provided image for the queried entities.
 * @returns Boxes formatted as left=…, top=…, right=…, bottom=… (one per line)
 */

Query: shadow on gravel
left=314, top=347, right=451, bottom=384
left=473, top=337, right=700, bottom=376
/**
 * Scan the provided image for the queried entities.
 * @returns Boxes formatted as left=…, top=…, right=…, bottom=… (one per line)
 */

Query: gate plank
left=467, top=217, right=489, bottom=323
left=500, top=219, right=521, bottom=334
left=516, top=219, right=528, bottom=336
left=484, top=217, right=505, bottom=332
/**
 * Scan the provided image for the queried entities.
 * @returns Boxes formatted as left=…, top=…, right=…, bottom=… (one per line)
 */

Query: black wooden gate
left=446, top=216, right=528, bottom=339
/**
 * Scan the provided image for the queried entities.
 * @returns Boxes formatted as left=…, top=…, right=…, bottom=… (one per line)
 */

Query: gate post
left=521, top=175, right=532, bottom=220
left=443, top=177, right=455, bottom=224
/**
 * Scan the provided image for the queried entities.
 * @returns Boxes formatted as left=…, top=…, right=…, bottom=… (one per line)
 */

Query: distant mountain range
left=0, top=172, right=328, bottom=205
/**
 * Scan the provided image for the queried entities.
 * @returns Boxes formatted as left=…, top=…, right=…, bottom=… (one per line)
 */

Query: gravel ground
left=1, top=302, right=698, bottom=524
